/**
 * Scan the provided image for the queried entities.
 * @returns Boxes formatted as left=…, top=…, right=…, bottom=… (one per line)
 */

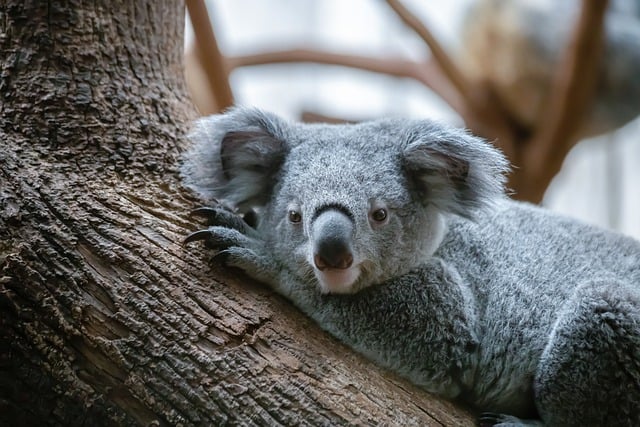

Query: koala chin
left=183, top=107, right=640, bottom=426
left=313, top=264, right=362, bottom=294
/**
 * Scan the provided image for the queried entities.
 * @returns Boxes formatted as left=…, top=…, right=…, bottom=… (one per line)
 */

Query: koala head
left=182, top=107, right=509, bottom=294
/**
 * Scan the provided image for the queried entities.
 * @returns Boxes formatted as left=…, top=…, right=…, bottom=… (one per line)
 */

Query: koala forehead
left=278, top=121, right=411, bottom=207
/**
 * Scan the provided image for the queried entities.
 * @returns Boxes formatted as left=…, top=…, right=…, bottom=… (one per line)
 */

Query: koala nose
left=314, top=248, right=354, bottom=271
left=311, top=208, right=355, bottom=271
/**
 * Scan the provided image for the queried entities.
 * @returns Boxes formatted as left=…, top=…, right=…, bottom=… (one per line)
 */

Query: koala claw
left=184, top=229, right=213, bottom=245
left=478, top=412, right=502, bottom=426
left=211, top=248, right=231, bottom=264
left=184, top=228, right=231, bottom=250
left=478, top=412, right=539, bottom=427
left=186, top=227, right=275, bottom=284
left=189, top=206, right=223, bottom=221
left=189, top=206, right=254, bottom=234
left=184, top=226, right=249, bottom=250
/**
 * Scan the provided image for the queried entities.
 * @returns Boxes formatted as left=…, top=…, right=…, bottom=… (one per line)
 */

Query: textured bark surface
left=0, top=1, right=475, bottom=425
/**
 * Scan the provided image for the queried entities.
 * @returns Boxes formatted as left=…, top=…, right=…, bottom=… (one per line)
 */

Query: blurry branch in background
left=300, top=111, right=358, bottom=124
left=186, top=0, right=610, bottom=203
left=186, top=0, right=234, bottom=111
left=228, top=50, right=429, bottom=83
left=524, top=0, right=609, bottom=198
left=383, top=0, right=522, bottom=162
left=384, top=0, right=473, bottom=103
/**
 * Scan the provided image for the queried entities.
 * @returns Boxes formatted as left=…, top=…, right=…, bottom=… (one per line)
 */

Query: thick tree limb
left=0, top=1, right=476, bottom=424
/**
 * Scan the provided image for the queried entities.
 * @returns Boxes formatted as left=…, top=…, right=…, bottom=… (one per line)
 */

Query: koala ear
left=181, top=107, right=290, bottom=210
left=401, top=121, right=510, bottom=218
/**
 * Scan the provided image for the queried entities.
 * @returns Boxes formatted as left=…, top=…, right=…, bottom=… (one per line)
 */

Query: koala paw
left=184, top=225, right=251, bottom=251
left=185, top=206, right=278, bottom=285
left=185, top=205, right=258, bottom=250
left=189, top=206, right=256, bottom=233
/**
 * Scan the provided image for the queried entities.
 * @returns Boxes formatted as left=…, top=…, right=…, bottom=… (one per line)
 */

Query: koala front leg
left=185, top=206, right=280, bottom=286
left=534, top=280, right=640, bottom=427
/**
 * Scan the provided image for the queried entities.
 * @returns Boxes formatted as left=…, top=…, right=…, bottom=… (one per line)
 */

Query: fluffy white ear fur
left=181, top=107, right=290, bottom=211
left=401, top=122, right=510, bottom=218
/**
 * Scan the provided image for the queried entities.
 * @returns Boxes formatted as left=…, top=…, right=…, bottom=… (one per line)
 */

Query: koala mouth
left=314, top=265, right=362, bottom=295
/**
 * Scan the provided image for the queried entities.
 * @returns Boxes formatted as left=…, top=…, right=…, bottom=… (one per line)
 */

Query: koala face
left=265, top=124, right=447, bottom=294
left=182, top=108, right=508, bottom=295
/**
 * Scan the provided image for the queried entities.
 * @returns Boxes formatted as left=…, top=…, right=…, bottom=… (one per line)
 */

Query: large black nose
left=314, top=245, right=354, bottom=270
left=311, top=208, right=354, bottom=271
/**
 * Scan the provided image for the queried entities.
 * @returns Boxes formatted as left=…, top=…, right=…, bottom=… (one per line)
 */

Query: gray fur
left=182, top=107, right=640, bottom=426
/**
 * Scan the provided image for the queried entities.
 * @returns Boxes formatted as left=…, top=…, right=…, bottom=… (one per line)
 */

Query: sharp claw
left=212, top=249, right=230, bottom=263
left=478, top=413, right=501, bottom=426
left=183, top=229, right=212, bottom=245
left=190, top=207, right=219, bottom=218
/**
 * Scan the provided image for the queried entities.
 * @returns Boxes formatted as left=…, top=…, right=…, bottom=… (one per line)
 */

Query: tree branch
left=526, top=0, right=609, bottom=186
left=186, top=0, right=234, bottom=111
left=229, top=49, right=424, bottom=81
left=228, top=47, right=523, bottom=158
left=301, top=111, right=355, bottom=123
left=383, top=0, right=522, bottom=157
left=229, top=49, right=466, bottom=117
left=384, top=0, right=471, bottom=100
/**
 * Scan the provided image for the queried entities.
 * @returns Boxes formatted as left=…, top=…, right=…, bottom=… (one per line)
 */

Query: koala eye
left=371, top=208, right=387, bottom=223
left=288, top=210, right=302, bottom=224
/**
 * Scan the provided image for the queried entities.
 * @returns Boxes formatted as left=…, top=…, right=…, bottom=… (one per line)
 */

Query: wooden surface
left=0, top=1, right=475, bottom=425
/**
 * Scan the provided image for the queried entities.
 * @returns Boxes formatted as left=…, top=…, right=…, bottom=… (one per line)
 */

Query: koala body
left=182, top=108, right=640, bottom=426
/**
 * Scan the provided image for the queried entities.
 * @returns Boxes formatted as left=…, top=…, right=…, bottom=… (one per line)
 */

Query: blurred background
left=183, top=0, right=640, bottom=239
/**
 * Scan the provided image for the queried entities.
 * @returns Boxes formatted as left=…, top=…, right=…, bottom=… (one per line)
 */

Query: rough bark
left=0, top=1, right=475, bottom=425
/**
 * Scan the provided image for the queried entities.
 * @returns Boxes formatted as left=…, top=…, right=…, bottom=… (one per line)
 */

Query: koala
left=181, top=107, right=640, bottom=426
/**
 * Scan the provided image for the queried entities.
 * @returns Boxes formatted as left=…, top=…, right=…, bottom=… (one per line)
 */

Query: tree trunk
left=0, top=1, right=475, bottom=425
